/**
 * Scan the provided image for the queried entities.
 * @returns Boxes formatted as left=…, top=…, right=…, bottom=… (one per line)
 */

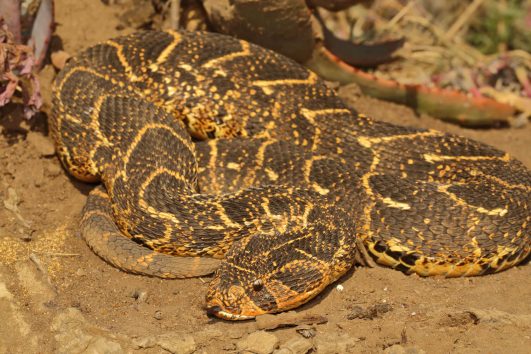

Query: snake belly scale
left=51, top=30, right=531, bottom=320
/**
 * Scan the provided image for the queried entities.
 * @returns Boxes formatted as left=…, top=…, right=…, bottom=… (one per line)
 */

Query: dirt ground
left=0, top=1, right=530, bottom=353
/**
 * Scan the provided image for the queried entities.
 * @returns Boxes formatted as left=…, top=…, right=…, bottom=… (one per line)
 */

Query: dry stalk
left=384, top=0, right=415, bottom=29
left=169, top=0, right=180, bottom=29
left=445, top=0, right=485, bottom=40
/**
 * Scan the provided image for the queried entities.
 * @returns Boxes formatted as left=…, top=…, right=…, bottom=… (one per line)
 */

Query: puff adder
left=51, top=30, right=531, bottom=320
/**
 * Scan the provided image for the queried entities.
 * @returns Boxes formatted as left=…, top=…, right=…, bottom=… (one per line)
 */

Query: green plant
left=466, top=0, right=531, bottom=54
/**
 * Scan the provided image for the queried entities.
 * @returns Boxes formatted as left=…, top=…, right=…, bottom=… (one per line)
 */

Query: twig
left=403, top=15, right=485, bottom=65
left=385, top=1, right=415, bottom=30
left=169, top=0, right=180, bottom=29
left=29, top=253, right=47, bottom=274
left=32, top=251, right=81, bottom=257
left=445, top=0, right=484, bottom=40
left=29, top=253, right=57, bottom=291
left=354, top=237, right=377, bottom=268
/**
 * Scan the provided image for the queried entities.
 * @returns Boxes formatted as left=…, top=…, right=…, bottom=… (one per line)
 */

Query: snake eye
left=252, top=279, right=264, bottom=291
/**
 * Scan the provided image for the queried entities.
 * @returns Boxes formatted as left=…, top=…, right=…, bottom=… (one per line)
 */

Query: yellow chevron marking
left=157, top=30, right=182, bottom=64
left=202, top=41, right=251, bottom=68
left=424, top=153, right=511, bottom=164
left=358, top=130, right=441, bottom=148
left=253, top=72, right=318, bottom=95
left=106, top=40, right=139, bottom=81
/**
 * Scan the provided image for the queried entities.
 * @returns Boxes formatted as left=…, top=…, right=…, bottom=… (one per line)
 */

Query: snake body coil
left=51, top=30, right=531, bottom=320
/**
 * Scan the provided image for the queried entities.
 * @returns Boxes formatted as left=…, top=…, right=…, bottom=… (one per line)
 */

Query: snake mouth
left=206, top=305, right=256, bottom=321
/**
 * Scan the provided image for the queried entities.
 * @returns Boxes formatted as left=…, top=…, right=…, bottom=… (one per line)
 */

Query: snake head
left=205, top=228, right=338, bottom=320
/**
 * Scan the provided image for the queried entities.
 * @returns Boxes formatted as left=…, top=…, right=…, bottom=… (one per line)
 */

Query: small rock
left=156, top=333, right=196, bottom=354
left=131, top=289, right=148, bottom=302
left=274, top=336, right=313, bottom=354
left=19, top=231, right=34, bottom=242
left=237, top=331, right=279, bottom=354
left=384, top=344, right=426, bottom=354
left=373, top=303, right=393, bottom=315
left=256, top=311, right=327, bottom=330
left=347, top=305, right=364, bottom=320
left=438, top=311, right=478, bottom=327
left=26, top=132, right=55, bottom=157
left=295, top=325, right=316, bottom=339
left=154, top=310, right=163, bottom=320
left=347, top=303, right=393, bottom=320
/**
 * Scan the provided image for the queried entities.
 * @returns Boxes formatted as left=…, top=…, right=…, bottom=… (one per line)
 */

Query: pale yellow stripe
left=202, top=41, right=251, bottom=68
left=357, top=130, right=441, bottom=148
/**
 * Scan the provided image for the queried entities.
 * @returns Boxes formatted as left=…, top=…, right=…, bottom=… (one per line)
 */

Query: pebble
left=347, top=303, right=393, bottom=320
left=236, top=331, right=280, bottom=354
left=347, top=305, right=364, bottom=320
left=274, top=336, right=313, bottom=354
left=130, top=289, right=148, bottom=302
left=295, top=325, right=316, bottom=339
left=256, top=311, right=327, bottom=330
left=438, top=311, right=478, bottom=327
left=154, top=310, right=163, bottom=320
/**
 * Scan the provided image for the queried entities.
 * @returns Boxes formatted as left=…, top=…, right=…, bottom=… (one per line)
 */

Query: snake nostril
left=252, top=279, right=264, bottom=291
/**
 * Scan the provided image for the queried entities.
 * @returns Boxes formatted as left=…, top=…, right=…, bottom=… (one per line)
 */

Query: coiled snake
left=51, top=30, right=530, bottom=320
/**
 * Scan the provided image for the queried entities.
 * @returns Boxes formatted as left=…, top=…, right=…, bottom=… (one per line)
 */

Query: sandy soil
left=0, top=1, right=530, bottom=353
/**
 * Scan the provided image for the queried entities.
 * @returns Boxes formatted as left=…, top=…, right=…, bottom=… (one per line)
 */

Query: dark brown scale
left=51, top=30, right=531, bottom=320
